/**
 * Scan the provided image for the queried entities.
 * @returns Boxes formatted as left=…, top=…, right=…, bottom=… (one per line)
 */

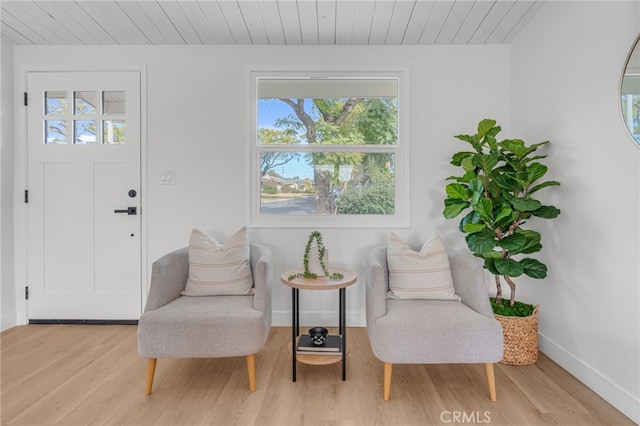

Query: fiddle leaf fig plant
left=443, top=119, right=561, bottom=309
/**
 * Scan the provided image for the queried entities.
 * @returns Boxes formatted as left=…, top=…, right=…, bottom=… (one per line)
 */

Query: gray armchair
left=366, top=245, right=503, bottom=401
left=137, top=243, right=272, bottom=395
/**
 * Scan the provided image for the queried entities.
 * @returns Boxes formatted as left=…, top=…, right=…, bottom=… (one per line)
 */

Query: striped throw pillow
left=386, top=232, right=459, bottom=300
left=182, top=227, right=254, bottom=296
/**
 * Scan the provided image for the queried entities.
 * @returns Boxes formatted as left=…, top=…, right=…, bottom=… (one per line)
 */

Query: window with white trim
left=249, top=71, right=408, bottom=228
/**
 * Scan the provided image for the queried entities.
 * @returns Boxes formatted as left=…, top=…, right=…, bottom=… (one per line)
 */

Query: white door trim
left=14, top=65, right=148, bottom=325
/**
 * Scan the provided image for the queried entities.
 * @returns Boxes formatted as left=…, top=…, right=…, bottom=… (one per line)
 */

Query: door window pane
left=43, top=89, right=129, bottom=146
left=103, top=91, right=125, bottom=114
left=45, top=120, right=68, bottom=144
left=45, top=91, right=67, bottom=115
left=74, top=120, right=97, bottom=144
left=103, top=120, right=125, bottom=144
left=74, top=91, right=97, bottom=115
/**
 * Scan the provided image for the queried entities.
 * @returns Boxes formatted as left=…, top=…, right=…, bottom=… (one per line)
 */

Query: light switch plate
left=160, top=169, right=175, bottom=185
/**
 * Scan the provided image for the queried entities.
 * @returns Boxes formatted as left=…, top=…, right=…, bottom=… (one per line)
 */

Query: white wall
left=1, top=35, right=16, bottom=331
left=510, top=1, right=640, bottom=422
left=9, top=44, right=510, bottom=327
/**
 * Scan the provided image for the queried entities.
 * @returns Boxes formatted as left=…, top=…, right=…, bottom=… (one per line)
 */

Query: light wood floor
left=1, top=325, right=634, bottom=426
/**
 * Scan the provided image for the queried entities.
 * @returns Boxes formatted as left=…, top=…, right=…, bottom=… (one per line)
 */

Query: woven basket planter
left=494, top=305, right=539, bottom=365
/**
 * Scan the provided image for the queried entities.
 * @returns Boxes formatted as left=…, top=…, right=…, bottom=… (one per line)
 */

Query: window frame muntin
left=248, top=69, right=409, bottom=228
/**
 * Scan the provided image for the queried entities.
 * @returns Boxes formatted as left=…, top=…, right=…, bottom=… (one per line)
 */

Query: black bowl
left=309, top=327, right=328, bottom=345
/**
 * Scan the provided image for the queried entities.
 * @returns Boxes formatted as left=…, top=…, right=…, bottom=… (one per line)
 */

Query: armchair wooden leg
left=146, top=358, right=157, bottom=396
left=383, top=363, right=393, bottom=401
left=246, top=354, right=256, bottom=392
left=484, top=363, right=497, bottom=401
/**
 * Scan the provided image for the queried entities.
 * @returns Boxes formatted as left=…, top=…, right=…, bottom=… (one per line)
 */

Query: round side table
left=280, top=268, right=357, bottom=381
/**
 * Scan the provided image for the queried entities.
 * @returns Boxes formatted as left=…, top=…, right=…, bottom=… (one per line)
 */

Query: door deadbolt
left=128, top=189, right=137, bottom=198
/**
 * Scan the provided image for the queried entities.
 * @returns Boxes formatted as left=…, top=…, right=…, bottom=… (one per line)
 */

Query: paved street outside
left=260, top=195, right=316, bottom=214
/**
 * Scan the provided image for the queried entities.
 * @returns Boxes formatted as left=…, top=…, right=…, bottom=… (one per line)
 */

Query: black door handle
left=114, top=207, right=137, bottom=215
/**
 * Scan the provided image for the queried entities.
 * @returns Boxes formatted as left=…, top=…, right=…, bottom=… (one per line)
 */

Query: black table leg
left=295, top=288, right=300, bottom=337
left=339, top=289, right=344, bottom=335
left=340, top=287, right=346, bottom=380
left=292, top=287, right=297, bottom=382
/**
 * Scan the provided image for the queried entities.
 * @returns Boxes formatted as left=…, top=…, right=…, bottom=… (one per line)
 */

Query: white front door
left=26, top=71, right=142, bottom=321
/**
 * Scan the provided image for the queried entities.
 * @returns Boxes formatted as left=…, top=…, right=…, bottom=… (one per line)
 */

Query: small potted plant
left=442, top=119, right=561, bottom=365
left=288, top=231, right=344, bottom=281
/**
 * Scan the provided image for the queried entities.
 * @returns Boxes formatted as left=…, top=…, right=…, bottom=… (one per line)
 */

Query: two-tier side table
left=280, top=268, right=357, bottom=381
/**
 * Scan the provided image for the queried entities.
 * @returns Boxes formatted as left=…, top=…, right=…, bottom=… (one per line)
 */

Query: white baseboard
left=539, top=332, right=639, bottom=424
left=1, top=311, right=16, bottom=332
left=272, top=310, right=366, bottom=328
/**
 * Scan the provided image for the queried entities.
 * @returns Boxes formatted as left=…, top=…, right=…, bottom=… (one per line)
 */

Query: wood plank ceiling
left=0, top=0, right=543, bottom=46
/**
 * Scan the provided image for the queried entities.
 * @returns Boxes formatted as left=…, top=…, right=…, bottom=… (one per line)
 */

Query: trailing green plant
left=443, top=119, right=561, bottom=309
left=288, top=231, right=344, bottom=281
